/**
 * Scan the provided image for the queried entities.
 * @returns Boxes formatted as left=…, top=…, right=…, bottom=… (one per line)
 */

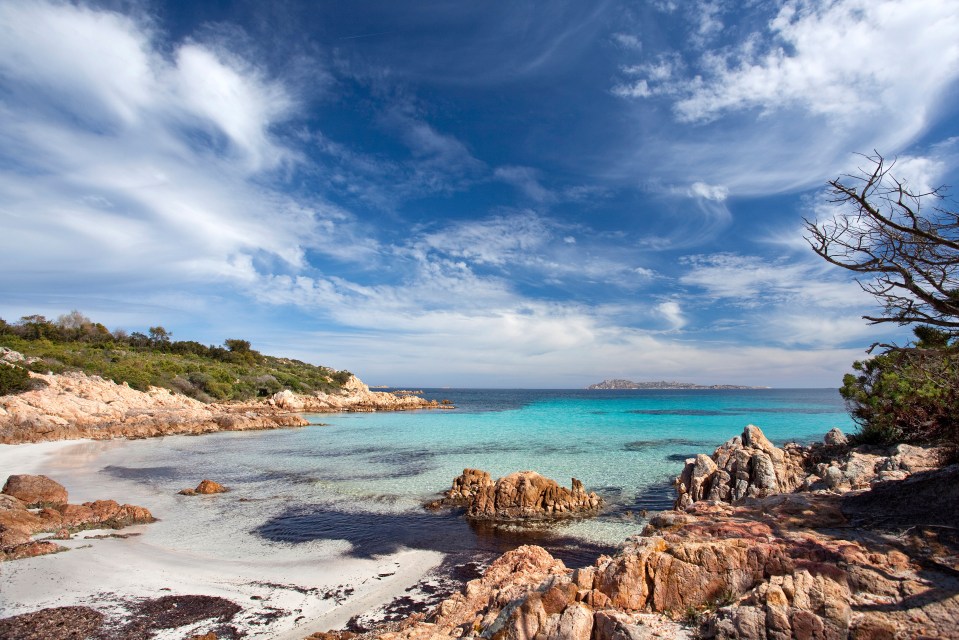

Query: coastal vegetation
left=0, top=312, right=351, bottom=402
left=0, top=363, right=33, bottom=396
left=806, top=152, right=959, bottom=459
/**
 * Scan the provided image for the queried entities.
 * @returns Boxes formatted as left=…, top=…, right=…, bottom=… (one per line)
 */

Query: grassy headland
left=0, top=313, right=350, bottom=402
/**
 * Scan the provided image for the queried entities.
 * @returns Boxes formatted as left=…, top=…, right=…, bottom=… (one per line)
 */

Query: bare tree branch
left=803, top=151, right=959, bottom=332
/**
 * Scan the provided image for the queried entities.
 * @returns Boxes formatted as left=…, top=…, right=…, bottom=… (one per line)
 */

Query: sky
left=2, top=0, right=959, bottom=388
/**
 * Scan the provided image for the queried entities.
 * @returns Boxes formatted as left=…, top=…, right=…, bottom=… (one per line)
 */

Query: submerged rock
left=179, top=479, right=229, bottom=496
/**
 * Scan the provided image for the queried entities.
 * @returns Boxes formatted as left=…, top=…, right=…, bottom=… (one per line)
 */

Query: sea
left=86, top=388, right=853, bottom=569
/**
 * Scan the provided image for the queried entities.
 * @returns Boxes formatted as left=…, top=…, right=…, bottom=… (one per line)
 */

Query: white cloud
left=611, top=79, right=651, bottom=98
left=688, top=182, right=728, bottom=201
left=172, top=44, right=294, bottom=170
left=0, top=0, right=382, bottom=298
left=672, top=0, right=959, bottom=130
left=612, top=33, right=642, bottom=50
left=656, top=300, right=686, bottom=330
left=679, top=252, right=889, bottom=346
left=612, top=0, right=959, bottom=195
left=417, top=212, right=553, bottom=267
left=884, top=139, right=959, bottom=194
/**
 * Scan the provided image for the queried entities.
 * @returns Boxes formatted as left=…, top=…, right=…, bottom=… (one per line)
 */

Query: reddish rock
left=2, top=474, right=68, bottom=507
left=2, top=539, right=65, bottom=561
left=431, top=545, right=568, bottom=635
left=467, top=471, right=602, bottom=521
left=180, top=479, right=228, bottom=496
left=425, top=468, right=493, bottom=509
left=0, top=475, right=155, bottom=562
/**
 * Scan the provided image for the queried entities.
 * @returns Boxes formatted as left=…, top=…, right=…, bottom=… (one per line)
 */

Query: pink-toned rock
left=270, top=375, right=447, bottom=414
left=0, top=368, right=309, bottom=444
left=2, top=539, right=65, bottom=561
left=180, top=479, right=228, bottom=495
left=0, top=349, right=447, bottom=445
left=448, top=468, right=493, bottom=503
left=426, top=469, right=493, bottom=509
left=0, top=475, right=155, bottom=562
left=550, top=603, right=592, bottom=640
left=2, top=474, right=68, bottom=507
left=431, top=545, right=568, bottom=635
left=467, top=471, right=602, bottom=521
left=364, top=428, right=957, bottom=640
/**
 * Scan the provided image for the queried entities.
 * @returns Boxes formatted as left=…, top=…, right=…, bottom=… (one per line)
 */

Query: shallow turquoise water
left=94, top=388, right=853, bottom=557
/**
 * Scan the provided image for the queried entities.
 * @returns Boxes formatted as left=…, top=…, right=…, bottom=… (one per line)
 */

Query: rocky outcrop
left=0, top=355, right=448, bottom=444
left=372, top=480, right=959, bottom=640
left=2, top=474, right=69, bottom=507
left=675, top=425, right=809, bottom=509
left=268, top=375, right=448, bottom=413
left=428, top=469, right=602, bottom=521
left=426, top=468, right=494, bottom=509
left=0, top=474, right=155, bottom=561
left=675, top=425, right=941, bottom=509
left=0, top=369, right=308, bottom=444
left=179, top=479, right=228, bottom=495
left=369, top=545, right=693, bottom=640
left=359, top=424, right=958, bottom=640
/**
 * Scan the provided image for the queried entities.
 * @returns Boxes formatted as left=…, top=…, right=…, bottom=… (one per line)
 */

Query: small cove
left=88, top=387, right=852, bottom=556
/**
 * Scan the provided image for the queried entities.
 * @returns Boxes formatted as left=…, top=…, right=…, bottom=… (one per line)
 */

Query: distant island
left=587, top=378, right=769, bottom=390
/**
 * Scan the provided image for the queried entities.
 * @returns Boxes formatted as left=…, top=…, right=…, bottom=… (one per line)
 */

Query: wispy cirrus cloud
left=679, top=252, right=888, bottom=346
left=612, top=0, right=959, bottom=195
left=0, top=0, right=384, bottom=297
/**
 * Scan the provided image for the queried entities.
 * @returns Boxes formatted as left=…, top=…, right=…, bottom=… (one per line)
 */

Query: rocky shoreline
left=0, top=363, right=448, bottom=445
left=326, top=426, right=958, bottom=640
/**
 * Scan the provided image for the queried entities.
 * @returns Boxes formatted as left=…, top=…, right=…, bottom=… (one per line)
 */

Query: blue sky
left=2, top=0, right=959, bottom=387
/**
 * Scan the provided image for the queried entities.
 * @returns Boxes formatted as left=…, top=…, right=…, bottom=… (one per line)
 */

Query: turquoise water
left=94, top=388, right=852, bottom=560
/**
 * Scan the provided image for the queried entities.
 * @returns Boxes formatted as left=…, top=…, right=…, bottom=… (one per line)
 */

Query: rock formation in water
left=0, top=474, right=155, bottom=561
left=428, top=469, right=602, bottom=521
left=178, top=479, right=229, bottom=496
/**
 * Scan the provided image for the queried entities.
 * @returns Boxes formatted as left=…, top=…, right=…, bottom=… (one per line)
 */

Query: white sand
left=0, top=439, right=445, bottom=639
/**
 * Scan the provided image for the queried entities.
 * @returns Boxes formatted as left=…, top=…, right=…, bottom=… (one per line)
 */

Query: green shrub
left=0, top=364, right=32, bottom=395
left=841, top=327, right=959, bottom=462
left=0, top=313, right=354, bottom=402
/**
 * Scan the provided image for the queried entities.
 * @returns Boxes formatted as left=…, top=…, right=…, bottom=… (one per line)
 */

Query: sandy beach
left=0, top=439, right=445, bottom=639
